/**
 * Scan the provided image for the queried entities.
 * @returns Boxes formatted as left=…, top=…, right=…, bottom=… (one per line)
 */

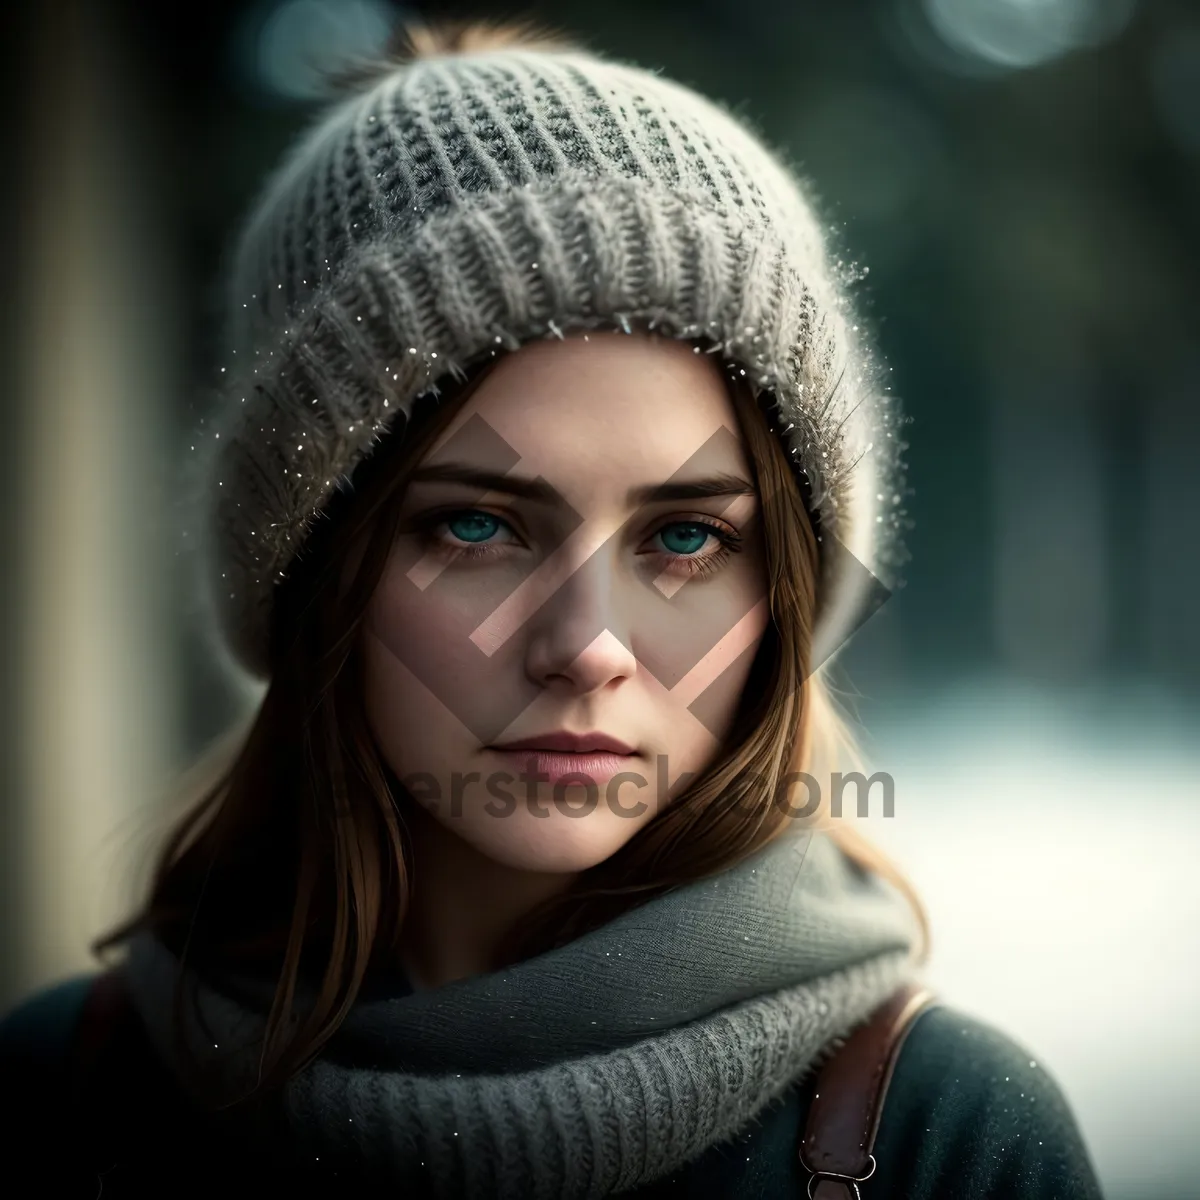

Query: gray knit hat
left=193, top=27, right=907, bottom=682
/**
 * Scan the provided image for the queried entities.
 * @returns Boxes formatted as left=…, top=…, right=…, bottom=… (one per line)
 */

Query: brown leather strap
left=799, top=981, right=938, bottom=1199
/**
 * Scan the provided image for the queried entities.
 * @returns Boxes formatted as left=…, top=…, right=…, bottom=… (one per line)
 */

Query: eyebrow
left=407, top=464, right=757, bottom=508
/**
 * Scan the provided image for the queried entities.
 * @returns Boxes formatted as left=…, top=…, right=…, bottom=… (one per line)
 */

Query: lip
left=486, top=748, right=639, bottom=788
left=490, top=731, right=637, bottom=755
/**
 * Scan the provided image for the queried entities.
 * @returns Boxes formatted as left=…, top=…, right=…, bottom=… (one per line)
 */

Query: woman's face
left=361, top=331, right=770, bottom=873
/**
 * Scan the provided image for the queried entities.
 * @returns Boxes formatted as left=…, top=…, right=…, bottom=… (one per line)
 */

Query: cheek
left=366, top=579, right=470, bottom=684
left=640, top=592, right=770, bottom=802
left=360, top=567, right=482, bottom=773
left=637, top=546, right=771, bottom=738
left=656, top=608, right=770, bottom=791
left=360, top=553, right=546, bottom=762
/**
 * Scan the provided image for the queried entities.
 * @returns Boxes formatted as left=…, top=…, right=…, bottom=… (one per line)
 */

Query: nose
left=523, top=547, right=638, bottom=695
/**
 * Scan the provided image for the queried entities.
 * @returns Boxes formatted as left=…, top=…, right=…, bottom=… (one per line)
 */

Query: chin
left=450, top=805, right=649, bottom=874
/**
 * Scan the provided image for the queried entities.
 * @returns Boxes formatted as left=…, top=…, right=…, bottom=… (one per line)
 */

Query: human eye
left=420, top=508, right=521, bottom=562
left=643, top=517, right=744, bottom=578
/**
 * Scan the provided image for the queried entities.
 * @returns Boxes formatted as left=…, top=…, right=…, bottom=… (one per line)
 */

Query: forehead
left=425, top=332, right=750, bottom=496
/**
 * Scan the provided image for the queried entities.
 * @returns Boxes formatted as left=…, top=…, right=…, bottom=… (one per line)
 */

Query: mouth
left=490, top=731, right=636, bottom=755
left=486, top=731, right=641, bottom=788
left=485, top=749, right=640, bottom=789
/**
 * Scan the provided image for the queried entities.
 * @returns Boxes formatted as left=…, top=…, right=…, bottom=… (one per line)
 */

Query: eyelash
left=418, top=509, right=744, bottom=578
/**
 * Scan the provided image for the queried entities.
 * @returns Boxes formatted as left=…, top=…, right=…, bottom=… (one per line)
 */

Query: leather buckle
left=805, top=1153, right=877, bottom=1200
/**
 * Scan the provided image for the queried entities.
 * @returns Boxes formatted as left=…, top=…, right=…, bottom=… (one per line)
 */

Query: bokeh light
left=1149, top=22, right=1200, bottom=155
left=792, top=84, right=949, bottom=268
left=234, top=0, right=396, bottom=101
left=922, top=0, right=1138, bottom=70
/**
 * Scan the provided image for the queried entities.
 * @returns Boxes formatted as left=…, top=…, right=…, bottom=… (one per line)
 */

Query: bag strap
left=798, top=981, right=939, bottom=1199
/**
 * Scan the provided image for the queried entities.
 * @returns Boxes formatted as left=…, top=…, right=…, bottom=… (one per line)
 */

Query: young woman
left=0, top=18, right=1104, bottom=1200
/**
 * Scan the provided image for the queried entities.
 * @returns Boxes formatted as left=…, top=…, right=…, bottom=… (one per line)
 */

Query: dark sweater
left=0, top=974, right=1104, bottom=1199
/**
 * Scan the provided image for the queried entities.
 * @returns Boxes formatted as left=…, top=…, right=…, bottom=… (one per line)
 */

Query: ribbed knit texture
left=122, top=830, right=924, bottom=1198
left=191, top=46, right=908, bottom=680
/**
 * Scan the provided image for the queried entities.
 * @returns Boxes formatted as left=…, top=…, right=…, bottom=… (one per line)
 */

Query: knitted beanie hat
left=194, top=21, right=907, bottom=681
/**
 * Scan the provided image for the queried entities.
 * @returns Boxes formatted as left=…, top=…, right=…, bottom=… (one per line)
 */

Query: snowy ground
left=850, top=679, right=1200, bottom=1200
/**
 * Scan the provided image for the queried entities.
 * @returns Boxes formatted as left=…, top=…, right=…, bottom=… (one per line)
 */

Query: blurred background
left=1, top=0, right=1196, bottom=1194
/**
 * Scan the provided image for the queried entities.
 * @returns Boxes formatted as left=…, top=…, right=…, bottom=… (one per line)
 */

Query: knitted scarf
left=121, top=828, right=923, bottom=1198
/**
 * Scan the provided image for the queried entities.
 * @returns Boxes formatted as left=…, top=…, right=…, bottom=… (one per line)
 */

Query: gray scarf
left=122, top=829, right=923, bottom=1198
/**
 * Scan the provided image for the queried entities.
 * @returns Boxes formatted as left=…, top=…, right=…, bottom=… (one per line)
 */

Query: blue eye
left=657, top=522, right=714, bottom=555
left=446, top=511, right=502, bottom=543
